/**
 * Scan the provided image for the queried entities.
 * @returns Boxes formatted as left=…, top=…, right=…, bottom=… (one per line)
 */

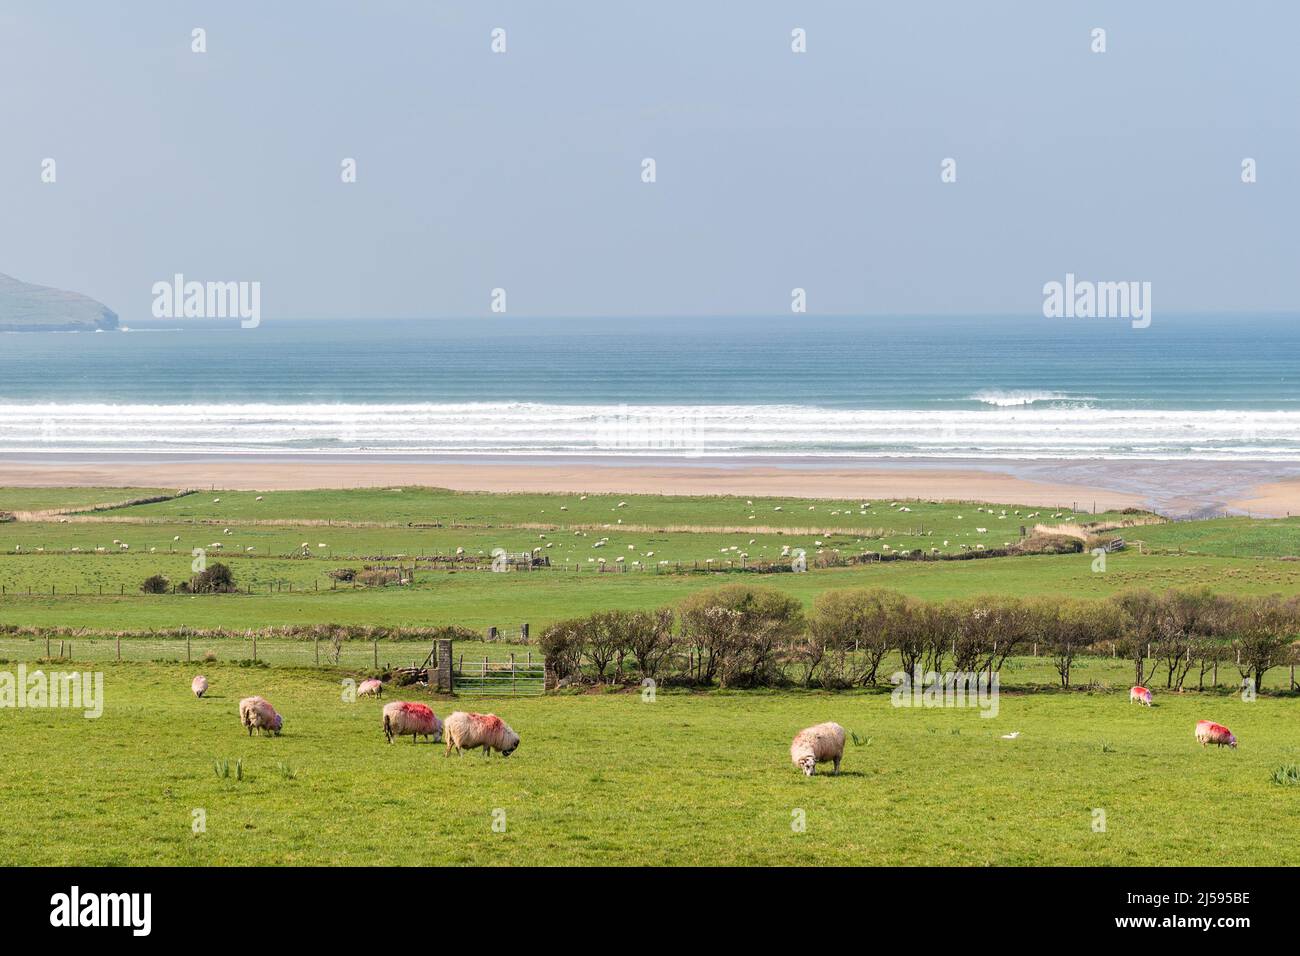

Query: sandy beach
left=5, top=454, right=1300, bottom=516
left=0, top=455, right=1194, bottom=514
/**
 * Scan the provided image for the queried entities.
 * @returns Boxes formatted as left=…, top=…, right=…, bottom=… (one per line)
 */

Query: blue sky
left=1, top=1, right=1296, bottom=319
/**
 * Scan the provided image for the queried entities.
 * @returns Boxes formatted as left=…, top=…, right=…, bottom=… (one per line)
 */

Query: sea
left=2, top=314, right=1299, bottom=461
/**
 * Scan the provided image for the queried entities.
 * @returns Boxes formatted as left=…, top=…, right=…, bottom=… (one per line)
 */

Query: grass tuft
left=1270, top=763, right=1300, bottom=786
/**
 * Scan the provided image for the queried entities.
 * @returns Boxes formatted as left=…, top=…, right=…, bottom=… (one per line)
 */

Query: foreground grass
left=1, top=662, right=1294, bottom=865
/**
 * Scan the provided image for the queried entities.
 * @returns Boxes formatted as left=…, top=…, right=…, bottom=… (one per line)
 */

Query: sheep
left=443, top=711, right=520, bottom=758
left=1195, top=720, right=1236, bottom=748
left=238, top=696, right=283, bottom=736
left=790, top=721, right=846, bottom=776
left=382, top=701, right=441, bottom=744
left=191, top=675, right=208, bottom=698
left=1129, top=685, right=1152, bottom=706
left=357, top=678, right=383, bottom=698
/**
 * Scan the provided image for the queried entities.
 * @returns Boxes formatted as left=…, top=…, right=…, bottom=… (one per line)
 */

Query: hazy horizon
left=2, top=1, right=1297, bottom=321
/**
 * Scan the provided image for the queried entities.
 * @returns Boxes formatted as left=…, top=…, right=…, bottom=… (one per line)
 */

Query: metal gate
left=452, top=653, right=545, bottom=696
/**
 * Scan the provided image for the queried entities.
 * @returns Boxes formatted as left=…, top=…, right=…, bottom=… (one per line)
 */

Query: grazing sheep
left=443, top=711, right=520, bottom=758
left=382, top=701, right=441, bottom=744
left=238, top=696, right=283, bottom=736
left=790, top=721, right=846, bottom=776
left=1195, top=720, right=1236, bottom=748
left=1129, top=685, right=1152, bottom=706
left=191, top=675, right=209, bottom=698
left=357, top=678, right=384, bottom=698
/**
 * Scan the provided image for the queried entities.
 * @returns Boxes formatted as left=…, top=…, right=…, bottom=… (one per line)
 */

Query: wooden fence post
left=186, top=636, right=191, bottom=663
left=116, top=637, right=121, bottom=661
left=373, top=640, right=379, bottom=669
left=314, top=636, right=319, bottom=665
left=252, top=633, right=257, bottom=661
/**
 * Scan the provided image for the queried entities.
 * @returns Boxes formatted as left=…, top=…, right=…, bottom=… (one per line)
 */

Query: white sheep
left=790, top=721, right=846, bottom=776
left=238, top=696, right=283, bottom=736
left=443, top=711, right=520, bottom=757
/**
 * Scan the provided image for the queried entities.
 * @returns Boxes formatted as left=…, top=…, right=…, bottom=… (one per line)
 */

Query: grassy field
left=3, top=485, right=1299, bottom=866
left=97, top=486, right=1117, bottom=530
left=0, top=487, right=173, bottom=513
left=1135, top=516, right=1300, bottom=558
left=0, top=661, right=1294, bottom=865
left=4, top=551, right=1300, bottom=632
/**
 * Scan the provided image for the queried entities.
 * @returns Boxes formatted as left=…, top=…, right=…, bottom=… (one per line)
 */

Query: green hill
left=0, top=272, right=118, bottom=331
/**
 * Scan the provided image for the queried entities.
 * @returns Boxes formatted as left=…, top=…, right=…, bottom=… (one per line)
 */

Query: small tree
left=584, top=611, right=626, bottom=682
left=1231, top=594, right=1294, bottom=693
left=1154, top=589, right=1227, bottom=690
left=140, top=574, right=169, bottom=594
left=809, top=588, right=907, bottom=687
left=678, top=585, right=804, bottom=688
left=188, top=561, right=236, bottom=594
left=623, top=608, right=676, bottom=680
left=539, top=618, right=589, bottom=681
left=1112, top=589, right=1162, bottom=686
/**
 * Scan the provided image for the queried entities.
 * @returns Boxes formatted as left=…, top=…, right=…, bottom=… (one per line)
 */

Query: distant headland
left=0, top=272, right=119, bottom=331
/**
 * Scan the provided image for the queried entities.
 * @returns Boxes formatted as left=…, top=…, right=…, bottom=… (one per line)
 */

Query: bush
left=540, top=618, right=590, bottom=681
left=678, top=584, right=803, bottom=688
left=807, top=588, right=907, bottom=687
left=140, top=574, right=169, bottom=594
left=186, top=562, right=237, bottom=594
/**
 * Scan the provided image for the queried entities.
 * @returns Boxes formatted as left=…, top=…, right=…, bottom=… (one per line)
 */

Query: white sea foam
left=2, top=402, right=1299, bottom=461
left=967, top=389, right=1091, bottom=407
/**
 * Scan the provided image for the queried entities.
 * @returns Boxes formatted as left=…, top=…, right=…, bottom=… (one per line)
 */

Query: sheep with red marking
left=357, top=678, right=384, bottom=699
left=790, top=722, right=846, bottom=776
left=443, top=711, right=520, bottom=757
left=382, top=701, right=441, bottom=744
left=239, top=696, right=283, bottom=736
left=1129, top=685, right=1152, bottom=706
left=1195, top=720, right=1236, bottom=748
left=191, top=675, right=208, bottom=699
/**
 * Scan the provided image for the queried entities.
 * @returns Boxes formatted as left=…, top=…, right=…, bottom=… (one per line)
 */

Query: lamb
left=1195, top=720, right=1236, bottom=748
left=357, top=678, right=384, bottom=698
left=238, top=696, right=283, bottom=736
left=191, top=675, right=208, bottom=698
left=790, top=721, right=846, bottom=776
left=382, top=701, right=442, bottom=744
left=1129, top=685, right=1152, bottom=706
left=443, top=711, right=520, bottom=758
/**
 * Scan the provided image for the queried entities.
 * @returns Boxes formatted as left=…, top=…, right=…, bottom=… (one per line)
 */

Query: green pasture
left=1, top=662, right=1293, bottom=865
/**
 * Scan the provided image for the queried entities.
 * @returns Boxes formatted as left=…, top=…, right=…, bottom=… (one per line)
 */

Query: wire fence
left=0, top=636, right=431, bottom=669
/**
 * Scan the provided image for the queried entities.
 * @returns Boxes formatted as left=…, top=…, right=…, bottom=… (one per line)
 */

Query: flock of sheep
left=190, top=674, right=521, bottom=758
left=791, top=684, right=1239, bottom=777
left=189, top=674, right=1236, bottom=780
